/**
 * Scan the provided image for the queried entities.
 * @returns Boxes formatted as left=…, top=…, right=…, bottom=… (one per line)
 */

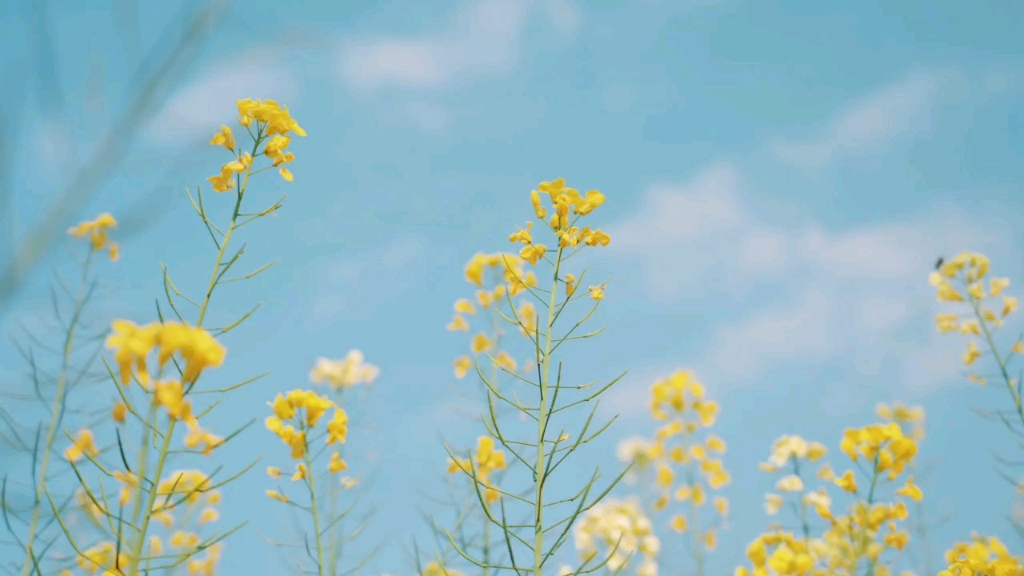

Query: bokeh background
left=2, top=0, right=1024, bottom=573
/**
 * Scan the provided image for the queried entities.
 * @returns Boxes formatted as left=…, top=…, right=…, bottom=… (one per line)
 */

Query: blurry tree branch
left=0, top=0, right=231, bottom=316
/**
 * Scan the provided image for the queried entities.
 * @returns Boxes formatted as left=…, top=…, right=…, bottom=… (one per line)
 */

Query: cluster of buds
left=207, top=98, right=306, bottom=191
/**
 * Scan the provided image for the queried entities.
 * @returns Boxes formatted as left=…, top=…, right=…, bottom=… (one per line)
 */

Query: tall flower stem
left=21, top=250, right=95, bottom=576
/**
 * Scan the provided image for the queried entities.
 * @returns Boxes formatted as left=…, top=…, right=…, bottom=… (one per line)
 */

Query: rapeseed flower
left=67, top=212, right=120, bottom=260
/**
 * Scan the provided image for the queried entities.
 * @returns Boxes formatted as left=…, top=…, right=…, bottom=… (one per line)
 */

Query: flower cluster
left=264, top=389, right=350, bottom=503
left=100, top=320, right=227, bottom=458
left=510, top=178, right=610, bottom=299
left=614, top=370, right=729, bottom=574
left=70, top=467, right=225, bottom=571
left=207, top=99, right=305, bottom=192
left=837, top=423, right=918, bottom=484
left=447, top=435, right=507, bottom=504
left=874, top=402, right=925, bottom=443
left=67, top=212, right=120, bottom=261
left=573, top=498, right=660, bottom=576
left=649, top=370, right=720, bottom=424
left=930, top=251, right=1019, bottom=377
left=736, top=422, right=922, bottom=576
left=449, top=252, right=538, bottom=380
left=758, top=435, right=829, bottom=519
left=105, top=320, right=226, bottom=387
left=74, top=541, right=132, bottom=575
left=939, top=534, right=1024, bottom=575
left=309, top=349, right=380, bottom=390
left=734, top=530, right=815, bottom=576
left=616, top=436, right=664, bottom=482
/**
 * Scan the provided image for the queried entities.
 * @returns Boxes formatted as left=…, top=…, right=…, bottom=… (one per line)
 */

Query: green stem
left=534, top=247, right=563, bottom=576
left=791, top=457, right=811, bottom=542
left=21, top=250, right=95, bottom=576
left=126, top=133, right=260, bottom=575
left=973, top=299, right=1024, bottom=428
left=304, top=428, right=326, bottom=576
left=859, top=457, right=881, bottom=576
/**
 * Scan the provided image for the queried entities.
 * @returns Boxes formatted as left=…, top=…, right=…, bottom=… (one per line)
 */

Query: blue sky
left=2, top=0, right=1024, bottom=574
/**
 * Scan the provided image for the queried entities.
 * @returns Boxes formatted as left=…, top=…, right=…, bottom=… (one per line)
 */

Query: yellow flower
left=112, top=402, right=127, bottom=423
left=1003, top=296, right=1019, bottom=317
left=464, top=253, right=487, bottom=286
left=209, top=125, right=235, bottom=151
left=518, top=301, right=537, bottom=336
left=329, top=452, right=348, bottom=473
left=267, top=466, right=282, bottom=479
left=991, top=277, right=1011, bottom=296
left=183, top=421, right=224, bottom=456
left=67, top=213, right=119, bottom=259
left=582, top=228, right=611, bottom=247
left=471, top=333, right=492, bottom=354
left=835, top=470, right=858, bottom=493
left=691, top=484, right=706, bottom=505
left=530, top=190, right=547, bottom=219
left=764, top=494, right=783, bottom=515
left=706, top=435, right=727, bottom=453
left=509, top=222, right=533, bottom=244
left=156, top=322, right=227, bottom=383
left=963, top=341, right=981, bottom=365
left=935, top=313, right=959, bottom=332
left=495, top=351, right=517, bottom=372
left=198, top=507, right=220, bottom=524
left=588, top=286, right=604, bottom=301
left=655, top=464, right=674, bottom=487
left=520, top=244, right=547, bottom=266
left=704, top=528, right=717, bottom=551
left=292, top=463, right=308, bottom=481
left=154, top=379, right=194, bottom=422
left=454, top=355, right=473, bottom=379
left=65, top=428, right=99, bottom=462
left=301, top=391, right=334, bottom=427
left=446, top=315, right=470, bottom=331
left=308, top=350, right=379, bottom=389
left=897, top=476, right=923, bottom=502
left=671, top=514, right=688, bottom=533
left=713, top=496, right=729, bottom=516
left=341, top=476, right=358, bottom=489
left=564, top=273, right=577, bottom=296
left=959, top=320, right=981, bottom=335
left=105, top=320, right=160, bottom=385
left=266, top=490, right=289, bottom=503
left=454, top=298, right=477, bottom=315
left=776, top=475, right=804, bottom=492
left=327, top=408, right=349, bottom=445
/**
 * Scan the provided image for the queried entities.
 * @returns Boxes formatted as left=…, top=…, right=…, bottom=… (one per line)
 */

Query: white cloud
left=610, top=162, right=747, bottom=251
left=608, top=163, right=750, bottom=300
left=338, top=0, right=576, bottom=90
left=299, top=236, right=427, bottom=325
left=146, top=50, right=298, bottom=146
left=708, top=288, right=835, bottom=377
left=771, top=72, right=942, bottom=168
left=604, top=162, right=1012, bottom=410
